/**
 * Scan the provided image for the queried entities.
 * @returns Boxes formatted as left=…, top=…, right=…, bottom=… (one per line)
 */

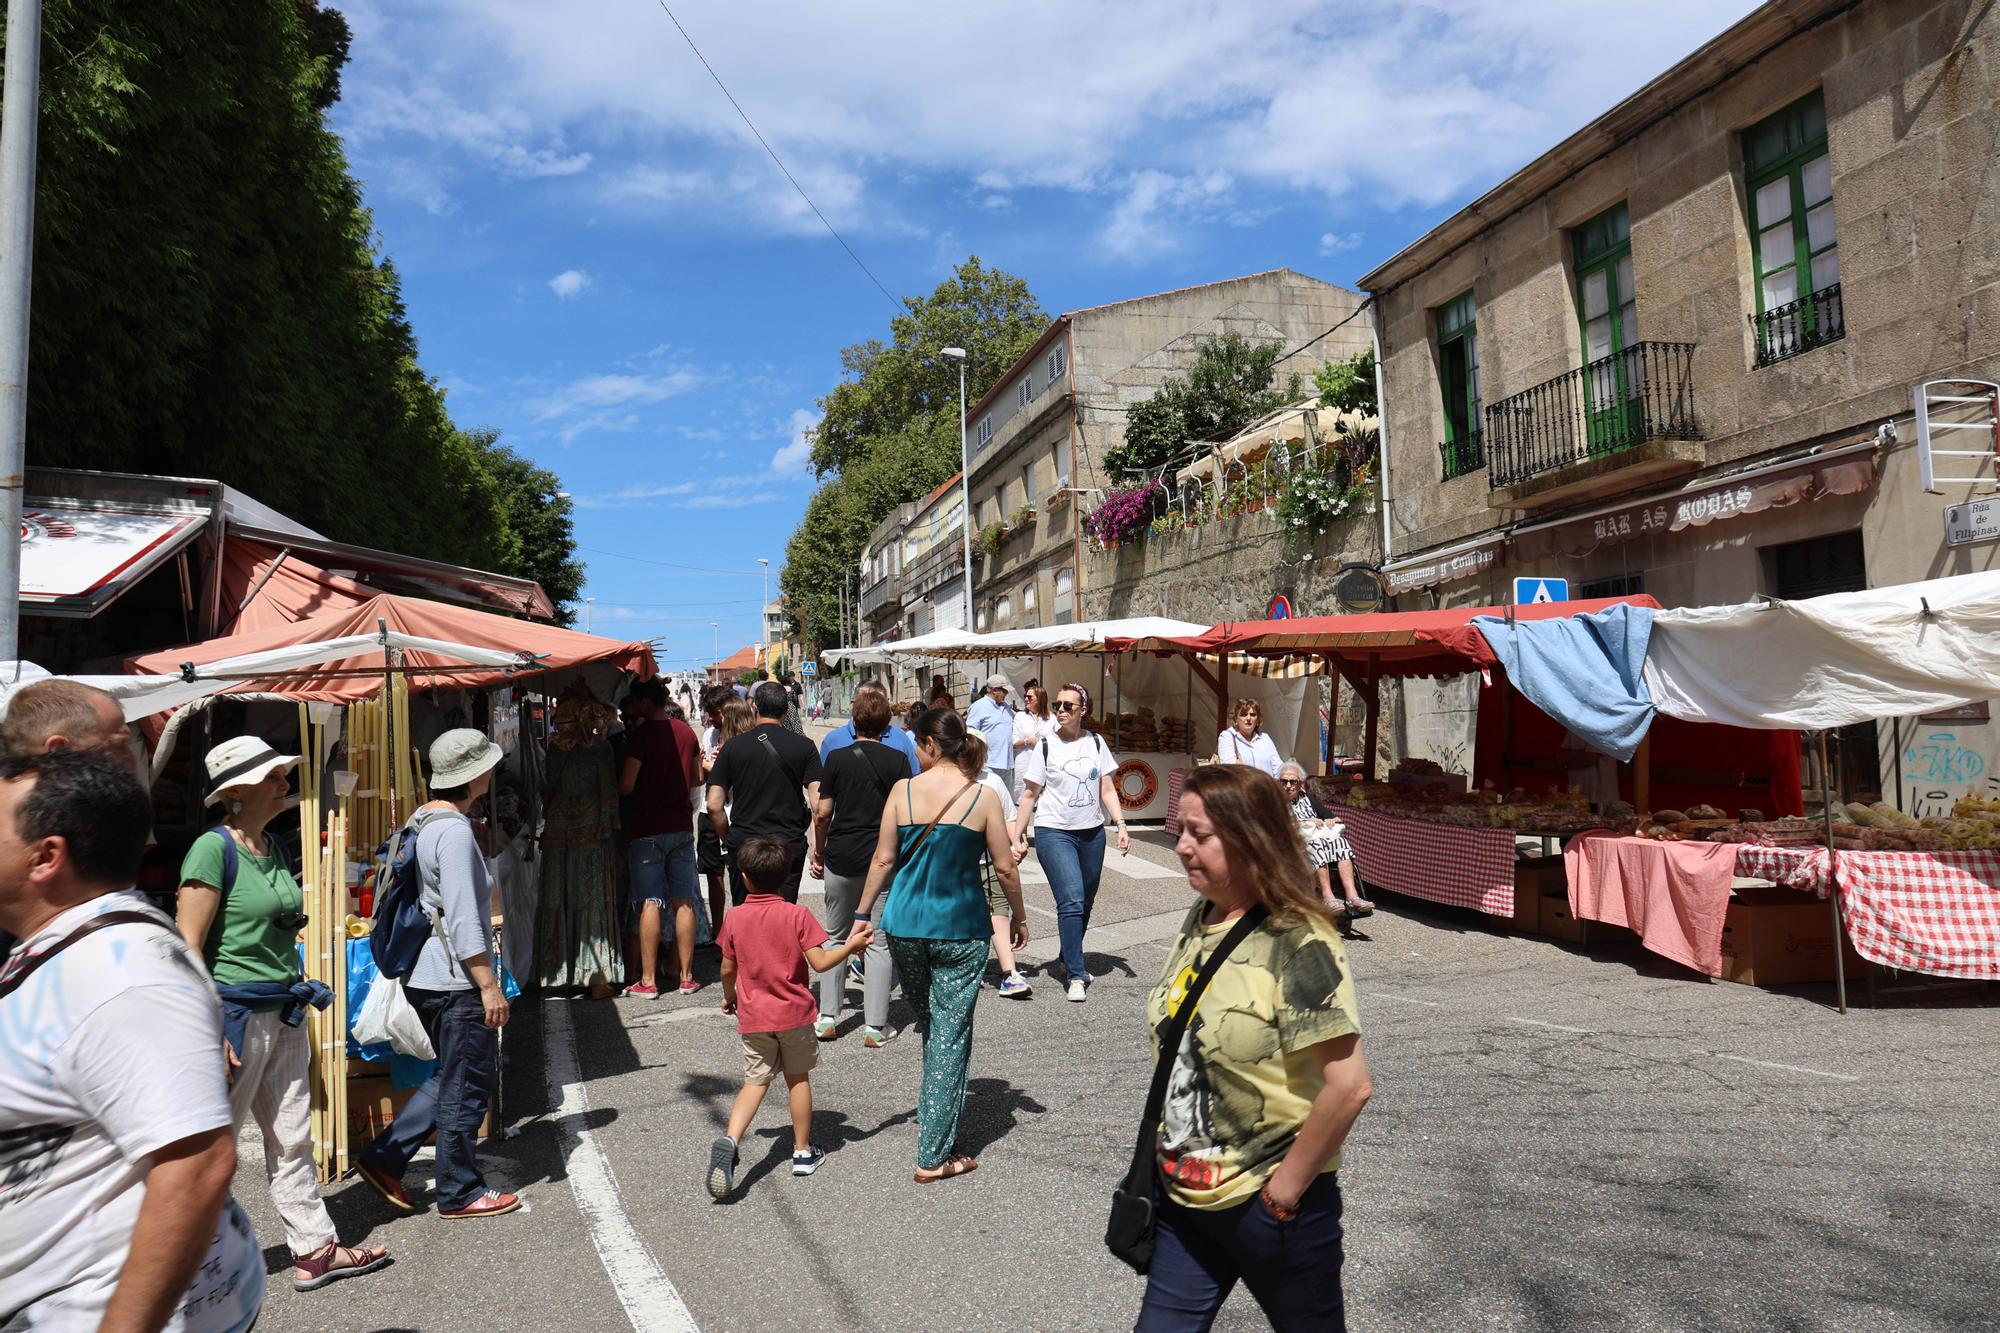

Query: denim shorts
left=629, top=831, right=699, bottom=905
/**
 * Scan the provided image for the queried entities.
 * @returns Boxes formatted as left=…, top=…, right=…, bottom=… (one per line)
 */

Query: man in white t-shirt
left=0, top=749, right=263, bottom=1333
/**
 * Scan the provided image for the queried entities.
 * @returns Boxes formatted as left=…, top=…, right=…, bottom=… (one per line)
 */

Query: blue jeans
left=1036, top=824, right=1105, bottom=984
left=628, top=831, right=699, bottom=909
left=1136, top=1173, right=1347, bottom=1331
left=359, top=988, right=496, bottom=1211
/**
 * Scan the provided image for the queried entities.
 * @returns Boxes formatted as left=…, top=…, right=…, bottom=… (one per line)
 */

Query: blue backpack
left=369, top=808, right=464, bottom=981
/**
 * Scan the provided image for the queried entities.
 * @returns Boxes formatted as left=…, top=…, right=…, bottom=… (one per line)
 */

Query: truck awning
left=21, top=499, right=208, bottom=618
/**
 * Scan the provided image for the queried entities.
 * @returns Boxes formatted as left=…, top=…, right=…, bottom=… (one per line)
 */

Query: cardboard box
left=346, top=1073, right=492, bottom=1141
left=1537, top=890, right=1591, bottom=943
left=1718, top=892, right=1858, bottom=986
left=1514, top=860, right=1565, bottom=929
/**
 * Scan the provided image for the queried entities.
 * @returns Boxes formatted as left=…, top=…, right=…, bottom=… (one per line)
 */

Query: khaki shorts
left=742, top=1024, right=819, bottom=1085
left=982, top=861, right=1012, bottom=917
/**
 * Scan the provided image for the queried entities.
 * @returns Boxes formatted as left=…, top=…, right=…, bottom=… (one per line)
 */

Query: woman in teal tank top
left=855, top=706, right=1026, bottom=1182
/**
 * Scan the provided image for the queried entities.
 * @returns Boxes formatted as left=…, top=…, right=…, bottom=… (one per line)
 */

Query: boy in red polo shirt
left=708, top=834, right=873, bottom=1199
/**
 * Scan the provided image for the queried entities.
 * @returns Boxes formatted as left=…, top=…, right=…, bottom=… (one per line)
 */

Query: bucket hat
left=204, top=737, right=300, bottom=806
left=984, top=674, right=1012, bottom=693
left=429, top=728, right=504, bottom=790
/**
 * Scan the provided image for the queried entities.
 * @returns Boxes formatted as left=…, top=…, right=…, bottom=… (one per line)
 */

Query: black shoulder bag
left=1106, top=903, right=1269, bottom=1275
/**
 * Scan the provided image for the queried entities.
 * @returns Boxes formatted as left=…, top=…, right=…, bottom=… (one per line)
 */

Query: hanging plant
left=1083, top=481, right=1165, bottom=548
left=1276, top=468, right=1369, bottom=540
left=978, top=521, right=1006, bottom=557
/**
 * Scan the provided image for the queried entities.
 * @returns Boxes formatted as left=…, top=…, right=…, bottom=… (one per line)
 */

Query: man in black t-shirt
left=705, top=682, right=823, bottom=904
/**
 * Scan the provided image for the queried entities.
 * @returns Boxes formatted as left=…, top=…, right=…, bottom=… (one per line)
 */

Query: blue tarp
left=1471, top=604, right=1657, bottom=763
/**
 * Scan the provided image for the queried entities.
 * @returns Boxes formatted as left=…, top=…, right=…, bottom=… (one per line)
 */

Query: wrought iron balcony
left=1485, top=341, right=1699, bottom=490
left=1439, top=431, right=1485, bottom=481
left=859, top=574, right=897, bottom=618
left=1751, top=282, right=1844, bottom=368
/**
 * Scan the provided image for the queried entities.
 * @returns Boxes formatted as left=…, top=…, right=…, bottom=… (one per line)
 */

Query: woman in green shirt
left=177, top=736, right=389, bottom=1293
left=854, top=707, right=1027, bottom=1183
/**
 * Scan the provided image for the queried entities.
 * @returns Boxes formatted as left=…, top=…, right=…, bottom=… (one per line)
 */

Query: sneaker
left=847, top=958, right=865, bottom=985
left=999, top=971, right=1033, bottom=999
left=814, top=1016, right=839, bottom=1041
left=862, top=1025, right=898, bottom=1048
left=622, top=981, right=660, bottom=999
left=706, top=1136, right=738, bottom=1200
left=355, top=1161, right=415, bottom=1213
left=791, top=1146, right=827, bottom=1177
left=677, top=978, right=700, bottom=995
left=1066, top=979, right=1088, bottom=1003
left=438, top=1190, right=521, bottom=1219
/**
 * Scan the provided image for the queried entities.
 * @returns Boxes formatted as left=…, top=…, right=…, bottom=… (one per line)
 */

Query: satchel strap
left=900, top=780, right=980, bottom=864
left=1124, top=905, right=1270, bottom=1188
left=0, top=910, right=165, bottom=1000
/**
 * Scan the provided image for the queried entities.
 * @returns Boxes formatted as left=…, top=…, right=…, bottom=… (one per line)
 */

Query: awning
left=1512, top=440, right=1880, bottom=562
left=1381, top=535, right=1505, bottom=596
left=1129, top=595, right=1664, bottom=677
left=229, top=526, right=555, bottom=621
left=20, top=499, right=207, bottom=618
left=826, top=618, right=1212, bottom=663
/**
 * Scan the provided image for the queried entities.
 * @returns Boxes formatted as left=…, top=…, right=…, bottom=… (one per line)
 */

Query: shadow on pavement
left=954, top=1076, right=1048, bottom=1157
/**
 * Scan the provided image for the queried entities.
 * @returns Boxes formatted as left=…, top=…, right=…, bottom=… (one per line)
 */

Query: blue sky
left=331, top=0, right=1758, bottom=670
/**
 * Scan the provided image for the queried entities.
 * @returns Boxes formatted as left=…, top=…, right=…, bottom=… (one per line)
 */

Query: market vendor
left=1216, top=698, right=1283, bottom=777
left=1557, top=730, right=1620, bottom=812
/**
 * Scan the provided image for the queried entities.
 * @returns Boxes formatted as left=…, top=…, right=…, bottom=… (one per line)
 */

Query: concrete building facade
left=1357, top=0, right=1999, bottom=804
left=964, top=269, right=1371, bottom=633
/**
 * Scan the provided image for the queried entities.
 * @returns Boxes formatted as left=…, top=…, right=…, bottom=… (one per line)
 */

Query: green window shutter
left=1435, top=290, right=1483, bottom=477
left=1743, top=90, right=1842, bottom=363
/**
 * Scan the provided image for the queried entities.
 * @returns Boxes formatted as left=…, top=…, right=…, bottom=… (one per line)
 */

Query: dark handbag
left=1106, top=904, right=1269, bottom=1275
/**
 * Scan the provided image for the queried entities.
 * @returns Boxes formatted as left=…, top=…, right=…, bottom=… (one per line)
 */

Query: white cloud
left=573, top=481, right=697, bottom=510
left=1318, top=231, right=1364, bottom=256
left=678, top=491, right=782, bottom=510
left=524, top=370, right=701, bottom=422
left=769, top=409, right=818, bottom=476
left=548, top=268, right=592, bottom=299
left=336, top=0, right=1762, bottom=248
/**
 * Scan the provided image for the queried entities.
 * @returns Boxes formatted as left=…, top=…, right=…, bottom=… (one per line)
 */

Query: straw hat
left=203, top=737, right=300, bottom=806
left=429, top=728, right=504, bottom=789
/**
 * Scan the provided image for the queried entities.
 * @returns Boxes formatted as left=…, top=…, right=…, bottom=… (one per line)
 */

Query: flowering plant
left=1276, top=468, right=1367, bottom=539
left=1083, top=481, right=1164, bottom=547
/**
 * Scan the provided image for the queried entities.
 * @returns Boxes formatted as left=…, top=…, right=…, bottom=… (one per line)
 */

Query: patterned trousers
left=886, top=935, right=987, bottom=1170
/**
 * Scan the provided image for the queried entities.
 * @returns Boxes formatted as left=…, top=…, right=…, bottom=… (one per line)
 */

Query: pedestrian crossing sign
left=1512, top=577, right=1568, bottom=605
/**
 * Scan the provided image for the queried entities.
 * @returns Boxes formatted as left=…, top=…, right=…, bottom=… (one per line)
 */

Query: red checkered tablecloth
left=1733, top=844, right=2000, bottom=980
left=1336, top=807, right=1518, bottom=917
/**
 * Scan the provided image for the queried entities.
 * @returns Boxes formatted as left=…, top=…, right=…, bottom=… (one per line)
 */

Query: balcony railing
left=1485, top=341, right=1699, bottom=489
left=1751, top=282, right=1844, bottom=368
left=1439, top=431, right=1485, bottom=481
left=858, top=575, right=897, bottom=618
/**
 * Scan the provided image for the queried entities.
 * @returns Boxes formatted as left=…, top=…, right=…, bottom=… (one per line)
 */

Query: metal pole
left=958, top=360, right=973, bottom=630
left=0, top=0, right=43, bottom=662
left=1817, top=730, right=1848, bottom=1014
left=1368, top=307, right=1393, bottom=569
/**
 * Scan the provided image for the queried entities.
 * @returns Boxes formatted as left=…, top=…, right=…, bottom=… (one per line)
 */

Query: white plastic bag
left=352, top=974, right=435, bottom=1060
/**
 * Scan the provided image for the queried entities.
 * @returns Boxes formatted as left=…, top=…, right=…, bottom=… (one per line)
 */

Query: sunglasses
left=1279, top=777, right=1304, bottom=785
left=1054, top=700, right=1083, bottom=712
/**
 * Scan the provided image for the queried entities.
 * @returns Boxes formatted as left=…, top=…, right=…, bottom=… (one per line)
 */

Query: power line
left=651, top=1, right=901, bottom=311
left=1274, top=298, right=1374, bottom=367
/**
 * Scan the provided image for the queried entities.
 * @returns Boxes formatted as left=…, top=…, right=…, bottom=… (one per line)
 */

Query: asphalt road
left=233, top=832, right=1999, bottom=1332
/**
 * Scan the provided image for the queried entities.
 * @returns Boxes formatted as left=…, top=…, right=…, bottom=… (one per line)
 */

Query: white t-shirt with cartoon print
left=1018, top=732, right=1118, bottom=832
left=0, top=893, right=263, bottom=1332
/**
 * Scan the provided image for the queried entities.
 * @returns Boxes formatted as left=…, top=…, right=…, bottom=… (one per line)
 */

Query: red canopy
left=127, top=591, right=654, bottom=703
left=1122, top=594, right=1665, bottom=677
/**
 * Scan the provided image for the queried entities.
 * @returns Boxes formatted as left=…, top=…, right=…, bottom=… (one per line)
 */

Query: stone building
left=965, top=269, right=1371, bottom=632
left=1356, top=0, right=1999, bottom=802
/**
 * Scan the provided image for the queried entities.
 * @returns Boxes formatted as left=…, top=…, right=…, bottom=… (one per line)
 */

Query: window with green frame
left=1573, top=202, right=1642, bottom=448
left=1435, top=291, right=1482, bottom=478
left=1744, top=91, right=1843, bottom=365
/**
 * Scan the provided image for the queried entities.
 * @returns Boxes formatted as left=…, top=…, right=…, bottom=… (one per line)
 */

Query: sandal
left=914, top=1155, right=979, bottom=1184
left=293, top=1242, right=391, bottom=1292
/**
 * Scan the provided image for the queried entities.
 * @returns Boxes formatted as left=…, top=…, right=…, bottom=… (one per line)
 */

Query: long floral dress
left=535, top=739, right=622, bottom=989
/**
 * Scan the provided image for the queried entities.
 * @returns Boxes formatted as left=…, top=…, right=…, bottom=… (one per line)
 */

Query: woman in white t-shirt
left=1013, top=683, right=1130, bottom=1003
left=1216, top=698, right=1283, bottom=777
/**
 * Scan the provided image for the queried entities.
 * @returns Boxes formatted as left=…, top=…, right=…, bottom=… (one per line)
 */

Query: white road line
left=1714, top=1053, right=1860, bottom=1082
left=1506, top=1017, right=1596, bottom=1034
left=1370, top=993, right=1442, bottom=1007
left=545, top=1000, right=701, bottom=1332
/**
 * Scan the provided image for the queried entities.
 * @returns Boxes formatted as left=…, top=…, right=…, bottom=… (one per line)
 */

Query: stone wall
left=1371, top=0, right=2000, bottom=560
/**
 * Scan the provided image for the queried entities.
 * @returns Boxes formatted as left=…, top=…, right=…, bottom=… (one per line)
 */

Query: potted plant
left=1083, top=481, right=1165, bottom=549
left=978, top=521, right=1006, bottom=557
left=1276, top=468, right=1369, bottom=544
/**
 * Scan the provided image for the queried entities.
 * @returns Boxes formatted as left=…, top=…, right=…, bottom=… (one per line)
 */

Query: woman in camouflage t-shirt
left=1136, top=764, right=1374, bottom=1332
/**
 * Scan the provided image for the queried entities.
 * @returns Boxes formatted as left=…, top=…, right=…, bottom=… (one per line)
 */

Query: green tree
left=7, top=1, right=576, bottom=594
left=1103, top=333, right=1302, bottom=480
left=809, top=257, right=1046, bottom=477
left=783, top=259, right=1043, bottom=651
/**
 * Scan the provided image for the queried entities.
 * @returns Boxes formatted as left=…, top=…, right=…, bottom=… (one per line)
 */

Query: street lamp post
left=757, top=556, right=770, bottom=667
left=941, top=347, right=971, bottom=631
left=0, top=0, right=44, bottom=663
left=584, top=596, right=594, bottom=634
left=711, top=621, right=719, bottom=669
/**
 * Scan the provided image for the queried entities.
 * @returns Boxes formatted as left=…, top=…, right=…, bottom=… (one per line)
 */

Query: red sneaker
left=677, top=978, right=700, bottom=995
left=355, top=1162, right=414, bottom=1213
left=622, top=981, right=661, bottom=999
left=439, top=1190, right=522, bottom=1219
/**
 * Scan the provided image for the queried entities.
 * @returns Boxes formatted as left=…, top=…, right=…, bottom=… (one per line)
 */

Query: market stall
left=1487, top=572, right=2000, bottom=1006
left=125, top=597, right=656, bottom=1177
